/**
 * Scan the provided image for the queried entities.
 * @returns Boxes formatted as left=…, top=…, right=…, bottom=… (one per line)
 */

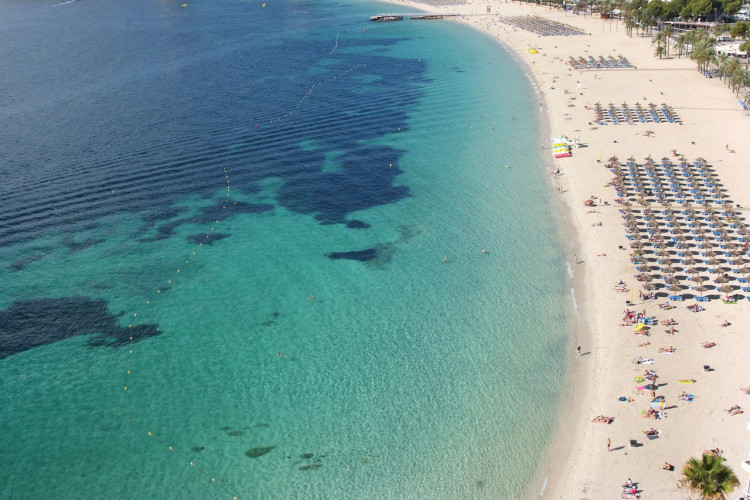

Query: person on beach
left=607, top=438, right=611, bottom=452
left=576, top=345, right=581, bottom=357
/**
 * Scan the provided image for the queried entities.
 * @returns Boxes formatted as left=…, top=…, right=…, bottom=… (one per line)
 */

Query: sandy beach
left=377, top=1, right=750, bottom=498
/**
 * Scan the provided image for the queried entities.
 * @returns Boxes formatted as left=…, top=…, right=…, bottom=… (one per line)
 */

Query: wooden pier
left=370, top=13, right=461, bottom=22
left=369, top=15, right=403, bottom=22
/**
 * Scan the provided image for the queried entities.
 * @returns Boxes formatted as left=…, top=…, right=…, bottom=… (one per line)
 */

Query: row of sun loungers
left=569, top=55, right=634, bottom=70
left=499, top=16, right=587, bottom=36
left=594, top=102, right=681, bottom=125
left=608, top=155, right=750, bottom=301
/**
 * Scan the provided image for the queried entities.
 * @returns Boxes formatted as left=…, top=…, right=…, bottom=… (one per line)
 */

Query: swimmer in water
left=277, top=352, right=286, bottom=358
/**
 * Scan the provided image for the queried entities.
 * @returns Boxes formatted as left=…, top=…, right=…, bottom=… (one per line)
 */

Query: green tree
left=676, top=33, right=688, bottom=57
left=654, top=40, right=667, bottom=58
left=663, top=24, right=675, bottom=56
left=723, top=0, right=742, bottom=16
left=625, top=15, right=638, bottom=36
left=718, top=52, right=730, bottom=79
left=679, top=453, right=740, bottom=500
left=722, top=56, right=741, bottom=85
left=691, top=37, right=717, bottom=71
left=647, top=0, right=667, bottom=20
left=599, top=0, right=615, bottom=15
left=730, top=67, right=750, bottom=94
left=716, top=24, right=731, bottom=35
left=665, top=0, right=686, bottom=18
left=653, top=31, right=666, bottom=57
left=730, top=21, right=750, bottom=39
left=690, top=0, right=714, bottom=19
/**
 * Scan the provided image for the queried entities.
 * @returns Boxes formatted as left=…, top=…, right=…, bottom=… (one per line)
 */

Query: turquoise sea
left=0, top=0, right=572, bottom=498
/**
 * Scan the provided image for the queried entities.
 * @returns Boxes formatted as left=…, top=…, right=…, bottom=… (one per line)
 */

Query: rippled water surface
left=0, top=0, right=571, bottom=497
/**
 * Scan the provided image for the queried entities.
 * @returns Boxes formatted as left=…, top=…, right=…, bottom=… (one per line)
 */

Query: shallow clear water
left=0, top=0, right=571, bottom=498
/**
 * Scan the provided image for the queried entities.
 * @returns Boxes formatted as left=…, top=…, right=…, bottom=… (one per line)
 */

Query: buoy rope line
left=328, top=33, right=340, bottom=56
left=117, top=168, right=241, bottom=498
left=115, top=57, right=368, bottom=499
left=254, top=64, right=364, bottom=129
left=292, top=64, right=364, bottom=114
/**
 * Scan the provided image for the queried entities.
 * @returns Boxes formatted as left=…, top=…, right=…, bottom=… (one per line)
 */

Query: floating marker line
left=114, top=58, right=372, bottom=497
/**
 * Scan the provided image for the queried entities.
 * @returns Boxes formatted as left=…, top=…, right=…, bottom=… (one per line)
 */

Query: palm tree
left=740, top=40, right=750, bottom=69
left=654, top=43, right=666, bottom=59
left=723, top=57, right=741, bottom=87
left=624, top=15, right=637, bottom=37
left=652, top=32, right=666, bottom=59
left=679, top=453, right=740, bottom=500
left=675, top=33, right=687, bottom=58
left=718, top=53, right=730, bottom=81
left=662, top=25, right=674, bottom=57
left=691, top=38, right=717, bottom=73
left=731, top=67, right=750, bottom=95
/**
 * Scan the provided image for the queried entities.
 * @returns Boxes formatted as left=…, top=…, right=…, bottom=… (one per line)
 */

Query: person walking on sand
left=576, top=345, right=581, bottom=357
left=607, top=438, right=611, bottom=452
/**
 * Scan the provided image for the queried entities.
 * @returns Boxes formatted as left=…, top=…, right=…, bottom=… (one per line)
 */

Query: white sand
left=375, top=1, right=750, bottom=498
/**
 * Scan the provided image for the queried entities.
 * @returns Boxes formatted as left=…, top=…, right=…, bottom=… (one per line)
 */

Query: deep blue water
left=1, top=0, right=421, bottom=249
left=0, top=0, right=571, bottom=498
